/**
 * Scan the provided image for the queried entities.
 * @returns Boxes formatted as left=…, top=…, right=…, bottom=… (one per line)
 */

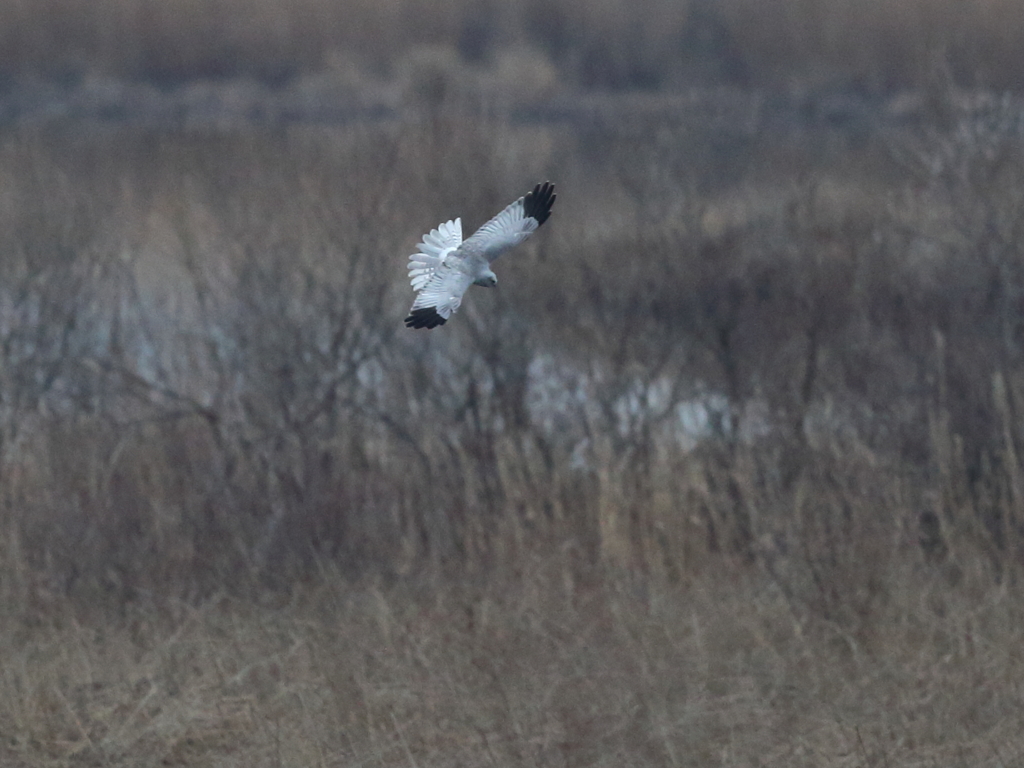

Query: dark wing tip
left=405, top=307, right=448, bottom=329
left=523, top=181, right=556, bottom=226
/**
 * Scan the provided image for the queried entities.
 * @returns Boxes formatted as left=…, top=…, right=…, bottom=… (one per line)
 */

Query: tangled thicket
left=0, top=94, right=1021, bottom=616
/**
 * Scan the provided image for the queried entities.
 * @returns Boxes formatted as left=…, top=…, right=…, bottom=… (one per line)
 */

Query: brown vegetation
left=3, top=4, right=1024, bottom=759
left=0, top=91, right=1023, bottom=763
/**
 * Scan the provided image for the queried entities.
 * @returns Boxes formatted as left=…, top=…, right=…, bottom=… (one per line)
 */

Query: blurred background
left=3, top=1, right=1024, bottom=766
left=3, top=0, right=1024, bottom=92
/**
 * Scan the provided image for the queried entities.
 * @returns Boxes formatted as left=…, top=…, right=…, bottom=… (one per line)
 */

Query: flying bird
left=405, top=181, right=556, bottom=329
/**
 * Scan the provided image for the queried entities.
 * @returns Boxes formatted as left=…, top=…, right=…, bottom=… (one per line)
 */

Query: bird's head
left=474, top=270, right=498, bottom=288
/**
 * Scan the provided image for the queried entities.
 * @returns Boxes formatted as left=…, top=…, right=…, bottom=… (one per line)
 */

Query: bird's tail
left=408, top=218, right=462, bottom=291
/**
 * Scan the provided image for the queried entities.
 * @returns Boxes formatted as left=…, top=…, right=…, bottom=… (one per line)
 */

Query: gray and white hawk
left=405, top=181, right=556, bottom=329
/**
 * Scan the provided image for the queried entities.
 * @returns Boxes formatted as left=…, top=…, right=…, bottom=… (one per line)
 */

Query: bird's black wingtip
left=523, top=181, right=556, bottom=226
left=405, top=307, right=447, bottom=329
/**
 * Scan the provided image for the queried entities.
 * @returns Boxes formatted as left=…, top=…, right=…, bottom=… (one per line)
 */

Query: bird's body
left=405, top=181, right=556, bottom=329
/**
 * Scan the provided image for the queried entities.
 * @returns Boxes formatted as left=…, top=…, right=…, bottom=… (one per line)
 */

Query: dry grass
left=3, top=558, right=1024, bottom=767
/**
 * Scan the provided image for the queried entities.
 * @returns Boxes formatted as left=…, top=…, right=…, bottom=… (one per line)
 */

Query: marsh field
left=3, top=1, right=1024, bottom=766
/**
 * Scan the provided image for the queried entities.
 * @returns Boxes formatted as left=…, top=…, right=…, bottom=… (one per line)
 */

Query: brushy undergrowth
left=2, top=83, right=1024, bottom=763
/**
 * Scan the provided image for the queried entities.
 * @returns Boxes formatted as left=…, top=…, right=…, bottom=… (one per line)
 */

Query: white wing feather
left=408, top=218, right=463, bottom=291
left=409, top=262, right=474, bottom=320
left=460, top=198, right=539, bottom=262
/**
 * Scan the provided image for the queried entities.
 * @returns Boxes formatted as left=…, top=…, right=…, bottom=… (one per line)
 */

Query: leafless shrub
left=0, top=88, right=1020, bottom=610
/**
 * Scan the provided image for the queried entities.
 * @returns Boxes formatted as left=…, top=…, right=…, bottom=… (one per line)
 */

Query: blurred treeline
left=2, top=0, right=1024, bottom=92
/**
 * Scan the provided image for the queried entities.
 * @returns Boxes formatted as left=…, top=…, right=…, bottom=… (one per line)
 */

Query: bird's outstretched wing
left=460, top=181, right=556, bottom=262
left=404, top=262, right=474, bottom=329
left=407, top=218, right=463, bottom=292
